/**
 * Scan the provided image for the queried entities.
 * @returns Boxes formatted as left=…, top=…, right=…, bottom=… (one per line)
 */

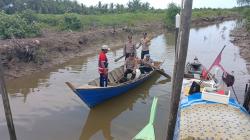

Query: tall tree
left=237, top=0, right=250, bottom=5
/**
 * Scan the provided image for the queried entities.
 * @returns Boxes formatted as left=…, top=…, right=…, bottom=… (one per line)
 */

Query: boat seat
left=94, top=79, right=99, bottom=86
left=120, top=65, right=125, bottom=74
left=110, top=71, right=119, bottom=82
left=118, top=67, right=124, bottom=75
left=88, top=81, right=96, bottom=86
left=117, top=67, right=124, bottom=75
left=114, top=68, right=122, bottom=79
left=108, top=73, right=116, bottom=84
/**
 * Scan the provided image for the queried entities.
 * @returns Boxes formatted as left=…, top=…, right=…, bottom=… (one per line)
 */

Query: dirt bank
left=0, top=15, right=240, bottom=81
left=0, top=22, right=164, bottom=80
left=192, top=15, right=239, bottom=27
left=230, top=26, right=250, bottom=72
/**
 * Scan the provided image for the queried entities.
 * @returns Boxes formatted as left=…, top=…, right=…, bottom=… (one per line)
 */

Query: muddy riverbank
left=0, top=22, right=163, bottom=80
left=230, top=26, right=250, bottom=72
left=0, top=15, right=239, bottom=80
left=192, top=15, right=239, bottom=27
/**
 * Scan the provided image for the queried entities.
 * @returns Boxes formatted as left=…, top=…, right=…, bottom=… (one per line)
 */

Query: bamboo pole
left=0, top=63, right=17, bottom=140
left=166, top=0, right=193, bottom=140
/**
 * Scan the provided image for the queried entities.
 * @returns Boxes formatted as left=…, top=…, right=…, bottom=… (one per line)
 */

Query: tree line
left=0, top=0, right=154, bottom=14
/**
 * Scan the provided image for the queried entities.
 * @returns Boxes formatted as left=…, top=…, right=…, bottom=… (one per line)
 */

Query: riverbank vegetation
left=237, top=0, right=250, bottom=30
left=0, top=0, right=242, bottom=39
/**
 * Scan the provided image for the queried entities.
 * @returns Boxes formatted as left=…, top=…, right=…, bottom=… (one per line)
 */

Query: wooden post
left=175, top=13, right=180, bottom=56
left=0, top=63, right=17, bottom=140
left=243, top=80, right=250, bottom=112
left=166, top=0, right=193, bottom=140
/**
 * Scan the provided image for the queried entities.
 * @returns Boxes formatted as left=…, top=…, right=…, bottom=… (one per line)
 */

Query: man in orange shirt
left=98, top=45, right=110, bottom=87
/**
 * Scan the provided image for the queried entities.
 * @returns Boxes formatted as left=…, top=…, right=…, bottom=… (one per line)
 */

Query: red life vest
left=98, top=51, right=108, bottom=74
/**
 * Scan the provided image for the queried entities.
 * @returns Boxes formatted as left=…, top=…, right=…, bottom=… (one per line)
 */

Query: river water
left=0, top=20, right=249, bottom=140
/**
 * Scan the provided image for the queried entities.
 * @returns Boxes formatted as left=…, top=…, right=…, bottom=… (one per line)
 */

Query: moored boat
left=66, top=61, right=167, bottom=108
left=184, top=57, right=213, bottom=80
left=174, top=75, right=250, bottom=140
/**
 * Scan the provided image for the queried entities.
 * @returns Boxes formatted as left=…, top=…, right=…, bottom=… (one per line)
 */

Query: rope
left=232, top=86, right=239, bottom=103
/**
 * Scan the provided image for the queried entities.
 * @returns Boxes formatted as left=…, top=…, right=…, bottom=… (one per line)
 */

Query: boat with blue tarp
left=173, top=59, right=250, bottom=140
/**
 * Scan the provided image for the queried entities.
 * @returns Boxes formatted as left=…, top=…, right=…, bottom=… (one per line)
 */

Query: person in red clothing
left=98, top=45, right=110, bottom=87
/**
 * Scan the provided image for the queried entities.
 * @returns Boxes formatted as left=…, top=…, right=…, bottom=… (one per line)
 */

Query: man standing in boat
left=98, top=45, right=110, bottom=87
left=139, top=32, right=151, bottom=59
left=123, top=34, right=137, bottom=60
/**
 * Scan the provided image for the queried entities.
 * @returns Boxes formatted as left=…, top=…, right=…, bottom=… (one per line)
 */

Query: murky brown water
left=0, top=20, right=249, bottom=140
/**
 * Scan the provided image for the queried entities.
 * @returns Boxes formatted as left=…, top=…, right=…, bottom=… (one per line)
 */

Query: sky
left=76, top=0, right=238, bottom=9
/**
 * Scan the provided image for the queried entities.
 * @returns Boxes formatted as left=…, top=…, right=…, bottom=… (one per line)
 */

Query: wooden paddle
left=114, top=44, right=141, bottom=62
left=155, top=68, right=171, bottom=79
left=145, top=64, right=171, bottom=79
left=133, top=97, right=158, bottom=140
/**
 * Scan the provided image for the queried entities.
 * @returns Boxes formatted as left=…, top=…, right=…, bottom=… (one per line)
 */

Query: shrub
left=0, top=11, right=41, bottom=39
left=19, top=9, right=38, bottom=24
left=34, top=47, right=47, bottom=65
left=37, top=14, right=60, bottom=26
left=165, top=3, right=181, bottom=28
left=242, top=8, right=250, bottom=31
left=60, top=13, right=82, bottom=31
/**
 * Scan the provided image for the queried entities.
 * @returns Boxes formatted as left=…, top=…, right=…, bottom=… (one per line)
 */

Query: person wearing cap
left=98, top=45, right=110, bottom=87
left=139, top=32, right=150, bottom=59
left=124, top=35, right=137, bottom=60
left=139, top=54, right=154, bottom=74
left=123, top=53, right=138, bottom=80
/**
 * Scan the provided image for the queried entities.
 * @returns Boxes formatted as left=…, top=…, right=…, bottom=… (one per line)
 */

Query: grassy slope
left=36, top=9, right=239, bottom=31
left=37, top=12, right=165, bottom=30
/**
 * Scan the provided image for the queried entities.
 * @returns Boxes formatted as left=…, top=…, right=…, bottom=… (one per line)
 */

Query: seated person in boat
left=139, top=54, right=154, bottom=74
left=189, top=57, right=202, bottom=74
left=124, top=53, right=138, bottom=80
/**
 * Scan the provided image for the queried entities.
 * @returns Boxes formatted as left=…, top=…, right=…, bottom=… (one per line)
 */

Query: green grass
left=192, top=8, right=238, bottom=20
left=36, top=12, right=165, bottom=31
left=36, top=9, right=239, bottom=31
left=0, top=8, right=244, bottom=39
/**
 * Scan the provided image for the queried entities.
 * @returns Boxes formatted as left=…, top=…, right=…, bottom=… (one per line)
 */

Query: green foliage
left=165, top=3, right=180, bottom=28
left=237, top=0, right=250, bottom=6
left=0, top=0, right=153, bottom=15
left=242, top=7, right=250, bottom=30
left=60, top=13, right=82, bottom=31
left=37, top=14, right=60, bottom=26
left=19, top=9, right=38, bottom=24
left=34, top=47, right=47, bottom=65
left=0, top=11, right=41, bottom=39
left=127, top=0, right=150, bottom=12
left=33, top=12, right=164, bottom=31
left=192, top=8, right=237, bottom=20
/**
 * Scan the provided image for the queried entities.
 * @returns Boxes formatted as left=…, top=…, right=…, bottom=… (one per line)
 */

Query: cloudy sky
left=76, top=0, right=238, bottom=9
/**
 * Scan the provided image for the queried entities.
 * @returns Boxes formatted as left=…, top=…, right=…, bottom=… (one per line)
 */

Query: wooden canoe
left=66, top=61, right=164, bottom=108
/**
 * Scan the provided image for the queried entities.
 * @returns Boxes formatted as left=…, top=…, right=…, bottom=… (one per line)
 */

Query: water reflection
left=6, top=56, right=89, bottom=102
left=216, top=23, right=220, bottom=29
left=79, top=74, right=161, bottom=140
left=1, top=20, right=248, bottom=140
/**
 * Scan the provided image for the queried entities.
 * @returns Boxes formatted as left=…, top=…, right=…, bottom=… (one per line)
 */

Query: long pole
left=166, top=0, right=193, bottom=140
left=0, top=63, right=17, bottom=140
left=243, top=80, right=250, bottom=112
